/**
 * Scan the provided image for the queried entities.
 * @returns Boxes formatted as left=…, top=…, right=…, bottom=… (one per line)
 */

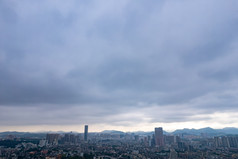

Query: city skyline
left=2, top=126, right=238, bottom=158
left=1, top=0, right=238, bottom=132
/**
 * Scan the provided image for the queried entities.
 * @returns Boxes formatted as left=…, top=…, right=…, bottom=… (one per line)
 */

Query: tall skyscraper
left=155, top=127, right=164, bottom=147
left=84, top=125, right=88, bottom=141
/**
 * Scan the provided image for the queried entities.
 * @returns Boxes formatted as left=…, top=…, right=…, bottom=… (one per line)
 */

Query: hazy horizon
left=1, top=0, right=238, bottom=132
left=1, top=126, right=238, bottom=134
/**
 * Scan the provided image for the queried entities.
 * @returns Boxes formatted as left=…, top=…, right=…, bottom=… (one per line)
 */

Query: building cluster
left=214, top=136, right=238, bottom=148
left=0, top=126, right=238, bottom=159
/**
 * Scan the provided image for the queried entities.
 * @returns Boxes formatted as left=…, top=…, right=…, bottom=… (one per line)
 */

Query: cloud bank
left=1, top=0, right=238, bottom=132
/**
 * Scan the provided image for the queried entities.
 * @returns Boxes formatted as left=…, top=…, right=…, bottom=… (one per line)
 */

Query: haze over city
left=1, top=0, right=238, bottom=132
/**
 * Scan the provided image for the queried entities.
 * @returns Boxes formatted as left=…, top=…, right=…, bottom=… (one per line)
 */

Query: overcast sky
left=1, top=0, right=238, bottom=132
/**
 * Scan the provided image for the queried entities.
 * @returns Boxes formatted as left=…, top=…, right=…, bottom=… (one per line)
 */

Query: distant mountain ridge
left=101, top=130, right=124, bottom=134
left=100, top=127, right=238, bottom=136
left=172, top=127, right=238, bottom=135
left=1, top=127, right=238, bottom=138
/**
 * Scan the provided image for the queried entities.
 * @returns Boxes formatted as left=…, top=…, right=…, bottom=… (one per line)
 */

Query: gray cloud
left=1, top=0, right=238, bottom=131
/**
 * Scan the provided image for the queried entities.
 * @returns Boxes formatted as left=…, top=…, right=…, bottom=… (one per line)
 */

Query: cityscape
left=1, top=0, right=238, bottom=159
left=1, top=126, right=238, bottom=159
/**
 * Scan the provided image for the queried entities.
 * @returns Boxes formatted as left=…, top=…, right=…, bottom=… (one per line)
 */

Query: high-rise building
left=169, top=149, right=178, bottom=159
left=63, top=133, right=78, bottom=144
left=155, top=127, right=164, bottom=147
left=46, top=134, right=59, bottom=145
left=84, top=125, right=88, bottom=141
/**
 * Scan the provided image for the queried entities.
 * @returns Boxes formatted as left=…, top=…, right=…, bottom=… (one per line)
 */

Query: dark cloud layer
left=1, top=0, right=238, bottom=130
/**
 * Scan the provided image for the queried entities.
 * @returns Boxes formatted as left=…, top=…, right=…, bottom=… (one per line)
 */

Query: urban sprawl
left=1, top=126, right=238, bottom=159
